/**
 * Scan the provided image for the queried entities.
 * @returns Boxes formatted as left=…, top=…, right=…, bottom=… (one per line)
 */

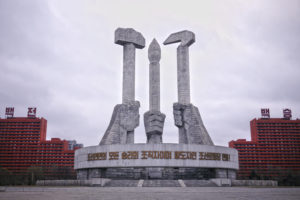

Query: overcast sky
left=1, top=0, right=299, bottom=147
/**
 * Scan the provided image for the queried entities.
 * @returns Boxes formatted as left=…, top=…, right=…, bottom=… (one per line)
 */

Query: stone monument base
left=75, top=144, right=238, bottom=180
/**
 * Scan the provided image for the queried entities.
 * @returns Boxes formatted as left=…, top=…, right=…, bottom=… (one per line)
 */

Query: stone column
left=149, top=39, right=161, bottom=111
left=177, top=45, right=190, bottom=104
left=122, top=43, right=136, bottom=104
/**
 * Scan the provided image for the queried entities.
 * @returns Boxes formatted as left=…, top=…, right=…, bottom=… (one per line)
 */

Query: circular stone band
left=75, top=144, right=238, bottom=170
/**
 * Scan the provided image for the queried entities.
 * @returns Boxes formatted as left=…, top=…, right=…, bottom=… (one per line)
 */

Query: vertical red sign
left=5, top=107, right=14, bottom=118
left=261, top=108, right=270, bottom=118
left=27, top=107, right=37, bottom=118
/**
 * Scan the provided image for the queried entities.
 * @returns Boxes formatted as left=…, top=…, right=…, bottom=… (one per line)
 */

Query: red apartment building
left=229, top=108, right=300, bottom=179
left=0, top=107, right=82, bottom=178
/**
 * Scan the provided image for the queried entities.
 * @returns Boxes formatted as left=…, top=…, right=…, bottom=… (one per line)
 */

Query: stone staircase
left=142, top=180, right=181, bottom=187
left=103, top=179, right=220, bottom=187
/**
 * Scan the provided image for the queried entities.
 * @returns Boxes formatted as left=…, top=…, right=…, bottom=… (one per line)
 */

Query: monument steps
left=104, top=180, right=139, bottom=187
left=103, top=179, right=218, bottom=187
left=143, top=180, right=181, bottom=187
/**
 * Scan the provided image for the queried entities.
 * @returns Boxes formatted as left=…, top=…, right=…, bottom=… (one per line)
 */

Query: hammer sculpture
left=100, top=28, right=145, bottom=145
left=115, top=28, right=145, bottom=104
left=144, top=39, right=166, bottom=143
left=164, top=30, right=214, bottom=145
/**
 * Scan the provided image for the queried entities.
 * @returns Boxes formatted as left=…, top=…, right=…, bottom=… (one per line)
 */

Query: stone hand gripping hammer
left=164, top=31, right=213, bottom=145
left=100, top=28, right=145, bottom=145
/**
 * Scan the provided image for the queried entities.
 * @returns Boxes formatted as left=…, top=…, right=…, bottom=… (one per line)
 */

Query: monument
left=75, top=28, right=238, bottom=180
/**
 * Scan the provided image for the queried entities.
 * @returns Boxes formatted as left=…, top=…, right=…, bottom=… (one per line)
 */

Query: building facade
left=0, top=108, right=82, bottom=179
left=229, top=109, right=300, bottom=179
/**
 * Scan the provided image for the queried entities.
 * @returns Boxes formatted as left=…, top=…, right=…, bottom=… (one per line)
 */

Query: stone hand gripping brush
left=144, top=39, right=166, bottom=144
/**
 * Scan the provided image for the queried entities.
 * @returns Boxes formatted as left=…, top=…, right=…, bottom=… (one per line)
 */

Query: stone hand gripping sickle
left=100, top=28, right=145, bottom=145
left=164, top=31, right=214, bottom=145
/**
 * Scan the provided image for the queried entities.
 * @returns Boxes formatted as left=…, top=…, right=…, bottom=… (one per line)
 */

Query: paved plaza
left=1, top=187, right=300, bottom=200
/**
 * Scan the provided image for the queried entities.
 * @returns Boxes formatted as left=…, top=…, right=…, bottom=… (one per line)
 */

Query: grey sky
left=0, top=0, right=299, bottom=146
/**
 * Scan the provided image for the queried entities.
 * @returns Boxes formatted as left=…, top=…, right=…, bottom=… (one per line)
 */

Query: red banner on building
left=27, top=107, right=37, bottom=118
left=283, top=108, right=292, bottom=119
left=261, top=108, right=270, bottom=118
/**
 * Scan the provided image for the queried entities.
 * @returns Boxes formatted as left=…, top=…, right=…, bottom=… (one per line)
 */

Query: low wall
left=232, top=180, right=278, bottom=187
left=35, top=179, right=278, bottom=187
left=210, top=178, right=232, bottom=186
left=36, top=178, right=111, bottom=186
